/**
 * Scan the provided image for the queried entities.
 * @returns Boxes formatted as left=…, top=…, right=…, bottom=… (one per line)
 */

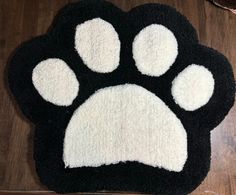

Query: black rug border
left=8, top=0, right=235, bottom=194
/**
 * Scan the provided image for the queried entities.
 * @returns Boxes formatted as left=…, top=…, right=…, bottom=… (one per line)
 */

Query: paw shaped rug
left=8, top=0, right=235, bottom=194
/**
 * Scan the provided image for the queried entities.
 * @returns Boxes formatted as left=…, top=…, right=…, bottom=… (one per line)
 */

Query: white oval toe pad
left=172, top=64, right=214, bottom=111
left=32, top=58, right=79, bottom=106
left=75, top=18, right=121, bottom=73
left=133, top=24, right=178, bottom=76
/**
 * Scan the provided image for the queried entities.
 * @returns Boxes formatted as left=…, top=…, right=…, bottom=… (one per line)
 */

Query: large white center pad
left=63, top=84, right=187, bottom=172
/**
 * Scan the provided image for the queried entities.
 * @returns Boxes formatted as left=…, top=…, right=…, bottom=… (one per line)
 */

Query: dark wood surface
left=0, top=0, right=235, bottom=194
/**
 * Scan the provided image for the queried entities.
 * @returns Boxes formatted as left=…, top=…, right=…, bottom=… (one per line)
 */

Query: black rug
left=8, top=0, right=235, bottom=194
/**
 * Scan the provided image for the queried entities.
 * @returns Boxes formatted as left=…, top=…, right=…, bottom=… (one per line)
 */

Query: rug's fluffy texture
left=8, top=0, right=235, bottom=194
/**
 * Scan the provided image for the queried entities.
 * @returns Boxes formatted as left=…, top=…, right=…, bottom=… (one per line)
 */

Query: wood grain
left=0, top=0, right=235, bottom=194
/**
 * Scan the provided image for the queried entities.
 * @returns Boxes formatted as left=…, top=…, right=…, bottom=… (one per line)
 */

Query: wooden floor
left=0, top=0, right=236, bottom=194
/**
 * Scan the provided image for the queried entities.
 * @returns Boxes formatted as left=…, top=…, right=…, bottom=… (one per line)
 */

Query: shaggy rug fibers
left=8, top=0, right=235, bottom=194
